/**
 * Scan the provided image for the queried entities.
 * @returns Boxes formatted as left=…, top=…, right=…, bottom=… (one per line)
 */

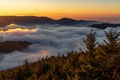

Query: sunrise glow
left=0, top=0, right=120, bottom=22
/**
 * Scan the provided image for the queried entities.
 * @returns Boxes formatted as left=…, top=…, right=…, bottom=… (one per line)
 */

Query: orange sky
left=0, top=0, right=120, bottom=22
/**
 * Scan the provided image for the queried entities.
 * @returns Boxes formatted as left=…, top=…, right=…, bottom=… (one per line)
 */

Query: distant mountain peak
left=59, top=18, right=77, bottom=21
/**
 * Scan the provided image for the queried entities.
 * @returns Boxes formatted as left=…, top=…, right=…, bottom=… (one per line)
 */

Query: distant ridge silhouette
left=0, top=16, right=97, bottom=26
left=89, top=23, right=120, bottom=29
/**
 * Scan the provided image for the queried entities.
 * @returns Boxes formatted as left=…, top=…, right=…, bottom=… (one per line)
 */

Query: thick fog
left=0, top=24, right=119, bottom=70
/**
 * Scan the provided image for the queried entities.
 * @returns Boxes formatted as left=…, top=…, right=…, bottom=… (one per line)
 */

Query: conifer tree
left=85, top=31, right=96, bottom=57
left=98, top=30, right=120, bottom=79
left=104, top=30, right=120, bottom=54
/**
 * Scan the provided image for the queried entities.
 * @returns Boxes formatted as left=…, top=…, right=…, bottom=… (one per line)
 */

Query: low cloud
left=0, top=24, right=119, bottom=70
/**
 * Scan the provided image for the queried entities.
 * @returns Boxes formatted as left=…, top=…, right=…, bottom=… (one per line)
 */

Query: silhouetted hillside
left=0, top=41, right=32, bottom=53
left=0, top=16, right=54, bottom=26
left=57, top=18, right=80, bottom=25
left=0, top=16, right=97, bottom=26
left=89, top=23, right=120, bottom=29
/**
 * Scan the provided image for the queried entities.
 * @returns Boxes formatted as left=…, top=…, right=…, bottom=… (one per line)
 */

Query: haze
left=0, top=0, right=120, bottom=22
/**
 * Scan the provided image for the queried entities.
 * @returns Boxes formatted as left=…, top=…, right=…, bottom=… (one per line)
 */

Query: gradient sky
left=0, top=0, right=120, bottom=22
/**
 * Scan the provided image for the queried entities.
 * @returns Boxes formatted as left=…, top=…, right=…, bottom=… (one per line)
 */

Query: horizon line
left=0, top=15, right=105, bottom=23
left=0, top=15, right=119, bottom=23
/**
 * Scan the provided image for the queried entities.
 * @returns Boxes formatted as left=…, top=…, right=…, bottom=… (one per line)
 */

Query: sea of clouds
left=0, top=24, right=119, bottom=70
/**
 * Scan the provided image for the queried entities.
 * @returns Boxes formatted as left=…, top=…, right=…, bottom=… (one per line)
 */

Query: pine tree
left=98, top=30, right=120, bottom=79
left=22, top=60, right=32, bottom=80
left=85, top=31, right=96, bottom=57
left=99, top=30, right=120, bottom=55
left=79, top=31, right=98, bottom=80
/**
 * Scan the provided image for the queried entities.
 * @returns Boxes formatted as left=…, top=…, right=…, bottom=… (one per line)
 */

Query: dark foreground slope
left=0, top=30, right=120, bottom=80
left=0, top=41, right=32, bottom=53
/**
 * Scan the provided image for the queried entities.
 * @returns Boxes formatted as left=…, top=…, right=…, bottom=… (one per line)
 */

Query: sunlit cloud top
left=0, top=0, right=120, bottom=22
left=0, top=28, right=37, bottom=35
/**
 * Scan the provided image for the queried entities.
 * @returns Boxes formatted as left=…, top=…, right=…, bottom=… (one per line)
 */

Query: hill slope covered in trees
left=0, top=41, right=32, bottom=53
left=0, top=30, right=120, bottom=80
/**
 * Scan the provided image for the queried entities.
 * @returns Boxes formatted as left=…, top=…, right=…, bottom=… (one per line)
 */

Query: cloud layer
left=0, top=24, right=119, bottom=70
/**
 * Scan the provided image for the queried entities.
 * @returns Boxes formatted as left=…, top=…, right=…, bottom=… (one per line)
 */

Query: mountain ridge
left=89, top=23, right=120, bottom=29
left=0, top=16, right=120, bottom=29
left=0, top=16, right=98, bottom=26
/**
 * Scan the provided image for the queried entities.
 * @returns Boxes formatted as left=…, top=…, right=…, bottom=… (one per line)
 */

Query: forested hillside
left=0, top=30, right=120, bottom=80
left=0, top=41, right=32, bottom=53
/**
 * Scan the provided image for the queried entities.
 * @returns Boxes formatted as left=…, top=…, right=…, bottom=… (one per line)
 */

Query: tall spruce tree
left=104, top=30, right=120, bottom=54
left=85, top=31, right=96, bottom=57
left=98, top=30, right=120, bottom=79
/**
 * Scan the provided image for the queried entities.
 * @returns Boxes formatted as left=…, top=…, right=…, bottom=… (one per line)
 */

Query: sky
left=0, top=0, right=120, bottom=22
